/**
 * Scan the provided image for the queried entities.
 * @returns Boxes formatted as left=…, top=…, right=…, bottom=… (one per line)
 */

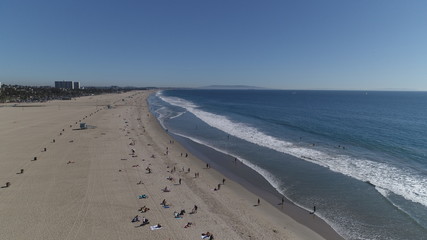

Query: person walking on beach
left=310, top=205, right=316, bottom=214
left=257, top=198, right=260, bottom=206
left=179, top=178, right=182, bottom=184
left=222, top=178, right=225, bottom=185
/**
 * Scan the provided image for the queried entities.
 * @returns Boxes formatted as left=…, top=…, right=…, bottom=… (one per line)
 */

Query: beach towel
left=162, top=205, right=170, bottom=208
left=201, top=235, right=209, bottom=239
left=138, top=194, right=147, bottom=199
left=150, top=225, right=162, bottom=230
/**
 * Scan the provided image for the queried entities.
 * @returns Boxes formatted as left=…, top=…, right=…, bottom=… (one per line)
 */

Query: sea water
left=148, top=89, right=427, bottom=240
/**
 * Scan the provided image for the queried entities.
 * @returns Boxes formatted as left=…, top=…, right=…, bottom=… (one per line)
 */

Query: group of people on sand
left=125, top=132, right=218, bottom=237
left=212, top=178, right=226, bottom=191
left=131, top=215, right=150, bottom=226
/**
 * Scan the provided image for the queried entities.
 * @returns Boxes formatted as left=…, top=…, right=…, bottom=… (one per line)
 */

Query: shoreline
left=148, top=91, right=344, bottom=240
left=169, top=133, right=344, bottom=240
left=0, top=90, right=340, bottom=240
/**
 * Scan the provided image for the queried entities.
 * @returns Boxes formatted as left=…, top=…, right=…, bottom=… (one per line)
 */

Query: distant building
left=73, top=82, right=80, bottom=89
left=55, top=81, right=74, bottom=89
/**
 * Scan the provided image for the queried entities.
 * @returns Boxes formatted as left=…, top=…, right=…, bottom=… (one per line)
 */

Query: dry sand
left=0, top=90, right=337, bottom=240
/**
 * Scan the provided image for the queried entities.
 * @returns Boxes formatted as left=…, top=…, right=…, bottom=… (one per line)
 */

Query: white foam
left=153, top=106, right=167, bottom=129
left=375, top=187, right=391, bottom=198
left=152, top=94, right=186, bottom=128
left=375, top=186, right=426, bottom=228
left=170, top=111, right=185, bottom=119
left=158, top=93, right=427, bottom=208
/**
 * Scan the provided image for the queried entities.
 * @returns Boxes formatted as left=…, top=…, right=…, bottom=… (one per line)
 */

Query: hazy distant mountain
left=199, top=85, right=264, bottom=90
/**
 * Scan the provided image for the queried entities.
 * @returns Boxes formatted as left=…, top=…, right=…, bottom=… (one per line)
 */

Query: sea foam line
left=157, top=92, right=427, bottom=208
left=171, top=131, right=284, bottom=195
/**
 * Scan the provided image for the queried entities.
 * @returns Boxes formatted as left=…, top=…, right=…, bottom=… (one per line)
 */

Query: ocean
left=148, top=89, right=427, bottom=240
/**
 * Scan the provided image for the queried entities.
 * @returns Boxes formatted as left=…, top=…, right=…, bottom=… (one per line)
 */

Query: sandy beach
left=0, top=90, right=342, bottom=240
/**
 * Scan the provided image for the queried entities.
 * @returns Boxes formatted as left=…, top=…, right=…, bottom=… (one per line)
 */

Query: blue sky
left=1, top=0, right=426, bottom=90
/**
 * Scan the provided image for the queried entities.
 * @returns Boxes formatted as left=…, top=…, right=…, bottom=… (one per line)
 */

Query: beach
left=0, top=90, right=342, bottom=240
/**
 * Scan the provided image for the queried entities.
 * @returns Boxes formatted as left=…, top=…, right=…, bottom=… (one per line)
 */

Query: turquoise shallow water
left=149, top=89, right=427, bottom=240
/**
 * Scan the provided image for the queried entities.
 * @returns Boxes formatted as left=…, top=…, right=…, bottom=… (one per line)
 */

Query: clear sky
left=1, top=0, right=426, bottom=90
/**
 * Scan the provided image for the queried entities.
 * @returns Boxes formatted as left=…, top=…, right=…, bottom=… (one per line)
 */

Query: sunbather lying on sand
left=201, top=232, right=213, bottom=239
left=131, top=215, right=140, bottom=222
